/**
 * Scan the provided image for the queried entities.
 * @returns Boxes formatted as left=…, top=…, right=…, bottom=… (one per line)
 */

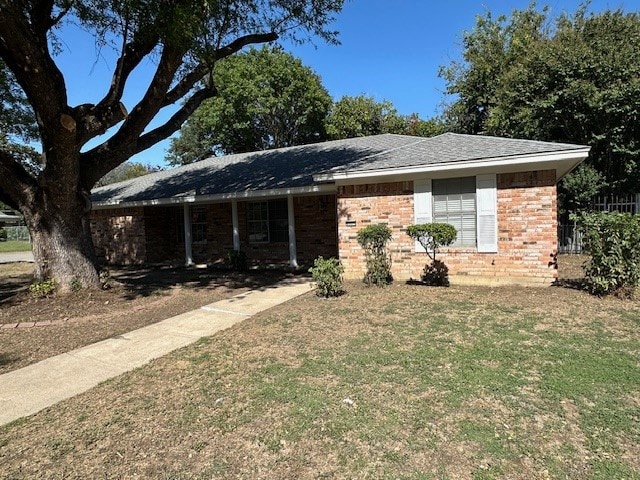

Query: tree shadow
left=111, top=264, right=308, bottom=300
left=0, top=276, right=30, bottom=303
left=0, top=352, right=19, bottom=367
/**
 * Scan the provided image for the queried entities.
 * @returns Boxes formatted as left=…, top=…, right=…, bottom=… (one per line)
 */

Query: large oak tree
left=0, top=0, right=344, bottom=291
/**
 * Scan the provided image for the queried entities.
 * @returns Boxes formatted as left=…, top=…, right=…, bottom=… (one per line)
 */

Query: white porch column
left=231, top=200, right=240, bottom=251
left=183, top=204, right=193, bottom=266
left=287, top=195, right=298, bottom=269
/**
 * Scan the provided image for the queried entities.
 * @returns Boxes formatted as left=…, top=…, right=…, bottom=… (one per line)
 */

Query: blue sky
left=54, top=0, right=638, bottom=167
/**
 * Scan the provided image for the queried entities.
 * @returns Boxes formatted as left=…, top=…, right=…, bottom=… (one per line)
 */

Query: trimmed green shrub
left=29, top=279, right=55, bottom=297
left=227, top=250, right=248, bottom=272
left=574, top=212, right=640, bottom=296
left=356, top=223, right=393, bottom=287
left=406, top=223, right=457, bottom=286
left=309, top=256, right=344, bottom=297
left=0, top=228, right=6, bottom=241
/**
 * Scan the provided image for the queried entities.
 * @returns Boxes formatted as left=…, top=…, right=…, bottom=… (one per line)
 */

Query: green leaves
left=574, top=212, right=640, bottom=296
left=406, top=223, right=457, bottom=261
left=325, top=95, right=405, bottom=139
left=167, top=46, right=332, bottom=163
left=309, top=256, right=344, bottom=297
left=441, top=6, right=640, bottom=193
left=406, top=223, right=457, bottom=286
left=356, top=224, right=393, bottom=287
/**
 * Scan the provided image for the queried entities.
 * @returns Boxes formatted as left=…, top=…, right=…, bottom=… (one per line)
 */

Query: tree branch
left=95, top=32, right=159, bottom=111
left=81, top=86, right=217, bottom=187
left=137, top=86, right=217, bottom=153
left=215, top=31, right=279, bottom=61
left=28, top=0, right=55, bottom=33
left=0, top=150, right=37, bottom=210
left=161, top=32, right=278, bottom=108
left=0, top=2, right=69, bottom=133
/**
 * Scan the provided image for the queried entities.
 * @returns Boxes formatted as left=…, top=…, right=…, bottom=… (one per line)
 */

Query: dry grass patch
left=1, top=270, right=639, bottom=479
left=0, top=264, right=290, bottom=373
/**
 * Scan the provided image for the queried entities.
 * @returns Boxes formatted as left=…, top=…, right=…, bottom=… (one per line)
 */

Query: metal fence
left=591, top=194, right=639, bottom=214
left=2, top=225, right=31, bottom=242
left=558, top=223, right=584, bottom=254
left=558, top=193, right=640, bottom=254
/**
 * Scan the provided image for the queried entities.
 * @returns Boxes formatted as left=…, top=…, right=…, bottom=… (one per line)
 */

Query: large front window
left=247, top=199, right=288, bottom=243
left=433, top=177, right=476, bottom=247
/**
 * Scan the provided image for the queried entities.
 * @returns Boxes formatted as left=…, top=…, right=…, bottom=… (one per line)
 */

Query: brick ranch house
left=91, top=133, right=590, bottom=285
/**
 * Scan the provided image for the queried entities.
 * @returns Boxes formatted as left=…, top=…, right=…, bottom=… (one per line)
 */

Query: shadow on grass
left=553, top=278, right=589, bottom=292
left=0, top=352, right=19, bottom=367
left=111, top=264, right=310, bottom=301
left=0, top=278, right=30, bottom=303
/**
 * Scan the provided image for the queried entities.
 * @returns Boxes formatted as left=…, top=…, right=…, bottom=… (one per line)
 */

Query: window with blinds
left=432, top=177, right=477, bottom=247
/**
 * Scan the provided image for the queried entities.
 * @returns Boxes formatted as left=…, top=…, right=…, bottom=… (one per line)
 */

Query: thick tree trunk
left=24, top=196, right=100, bottom=292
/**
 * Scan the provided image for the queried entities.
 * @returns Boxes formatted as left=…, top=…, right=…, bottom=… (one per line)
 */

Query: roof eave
left=313, top=148, right=591, bottom=183
left=92, top=183, right=336, bottom=210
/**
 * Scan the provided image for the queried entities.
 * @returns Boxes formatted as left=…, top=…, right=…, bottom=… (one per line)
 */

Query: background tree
left=440, top=5, right=640, bottom=195
left=325, top=95, right=406, bottom=139
left=0, top=59, right=39, bottom=181
left=95, top=162, right=162, bottom=187
left=403, top=114, right=447, bottom=138
left=167, top=46, right=332, bottom=165
left=326, top=95, right=447, bottom=140
left=0, top=0, right=344, bottom=291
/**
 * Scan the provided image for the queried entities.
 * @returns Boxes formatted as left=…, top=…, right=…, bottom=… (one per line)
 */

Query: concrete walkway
left=0, top=251, right=34, bottom=263
left=0, top=277, right=312, bottom=426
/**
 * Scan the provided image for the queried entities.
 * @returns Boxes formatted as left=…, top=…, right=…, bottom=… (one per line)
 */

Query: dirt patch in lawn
left=0, top=263, right=293, bottom=373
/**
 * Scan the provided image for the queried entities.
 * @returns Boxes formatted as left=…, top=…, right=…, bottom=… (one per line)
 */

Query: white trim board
left=93, top=184, right=336, bottom=210
left=313, top=149, right=590, bottom=183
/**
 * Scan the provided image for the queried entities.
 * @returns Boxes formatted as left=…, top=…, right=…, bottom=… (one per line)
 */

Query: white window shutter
left=413, top=178, right=432, bottom=252
left=476, top=174, right=498, bottom=253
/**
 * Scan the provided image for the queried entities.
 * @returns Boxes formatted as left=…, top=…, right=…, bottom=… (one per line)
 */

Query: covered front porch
left=91, top=191, right=338, bottom=269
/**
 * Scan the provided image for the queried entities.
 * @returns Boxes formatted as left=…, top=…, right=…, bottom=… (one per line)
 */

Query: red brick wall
left=294, top=195, right=338, bottom=264
left=337, top=171, right=558, bottom=285
left=144, top=206, right=182, bottom=263
left=91, top=208, right=146, bottom=265
left=337, top=182, right=414, bottom=279
left=237, top=195, right=338, bottom=267
left=190, top=203, right=234, bottom=265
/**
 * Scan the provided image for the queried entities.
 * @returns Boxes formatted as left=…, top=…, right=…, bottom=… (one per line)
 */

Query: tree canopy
left=325, top=95, right=406, bottom=139
left=0, top=0, right=344, bottom=290
left=95, top=161, right=162, bottom=187
left=166, top=46, right=332, bottom=165
left=440, top=4, right=640, bottom=194
left=326, top=95, right=446, bottom=140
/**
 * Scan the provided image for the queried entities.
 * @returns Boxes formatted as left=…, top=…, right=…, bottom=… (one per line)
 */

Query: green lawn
left=0, top=240, right=32, bottom=253
left=1, top=282, right=639, bottom=479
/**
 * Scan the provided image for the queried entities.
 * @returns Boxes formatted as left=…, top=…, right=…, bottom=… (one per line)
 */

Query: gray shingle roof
left=92, top=133, right=588, bottom=205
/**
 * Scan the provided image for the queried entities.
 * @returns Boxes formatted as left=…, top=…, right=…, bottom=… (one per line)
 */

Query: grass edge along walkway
left=0, top=277, right=312, bottom=425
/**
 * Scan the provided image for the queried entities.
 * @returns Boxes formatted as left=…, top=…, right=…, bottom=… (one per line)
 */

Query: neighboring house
left=91, top=133, right=589, bottom=285
left=0, top=212, right=23, bottom=227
